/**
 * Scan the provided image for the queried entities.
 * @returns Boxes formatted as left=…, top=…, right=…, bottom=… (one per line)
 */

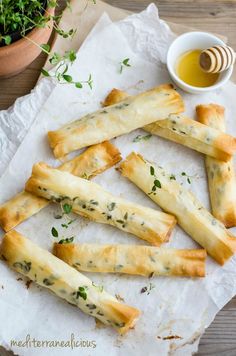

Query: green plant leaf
left=40, top=43, right=50, bottom=53
left=63, top=203, right=72, bottom=214
left=48, top=0, right=57, bottom=7
left=75, top=82, right=83, bottom=88
left=41, top=68, right=50, bottom=77
left=63, top=74, right=72, bottom=82
left=150, top=166, right=155, bottom=176
left=154, top=179, right=161, bottom=188
left=4, top=35, right=11, bottom=45
left=68, top=50, right=76, bottom=62
left=49, top=52, right=61, bottom=65
left=51, top=227, right=58, bottom=237
left=122, top=58, right=131, bottom=66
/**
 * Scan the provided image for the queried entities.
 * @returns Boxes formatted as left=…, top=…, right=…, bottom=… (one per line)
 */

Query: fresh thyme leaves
left=61, top=219, right=75, bottom=229
left=63, top=203, right=72, bottom=214
left=13, top=261, right=31, bottom=273
left=119, top=58, right=131, bottom=73
left=55, top=27, right=77, bottom=39
left=40, top=43, right=50, bottom=52
left=148, top=165, right=161, bottom=194
left=150, top=166, right=155, bottom=176
left=154, top=179, right=161, bottom=188
left=73, top=286, right=88, bottom=300
left=51, top=227, right=58, bottom=237
left=61, top=223, right=68, bottom=228
left=169, top=171, right=200, bottom=185
left=181, top=172, right=201, bottom=184
left=1, top=35, right=11, bottom=45
left=41, top=46, right=93, bottom=90
left=133, top=134, right=152, bottom=142
left=59, top=237, right=74, bottom=244
left=140, top=283, right=155, bottom=295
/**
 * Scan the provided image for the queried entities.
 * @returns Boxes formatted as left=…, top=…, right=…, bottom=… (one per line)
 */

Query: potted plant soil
left=0, top=0, right=56, bottom=78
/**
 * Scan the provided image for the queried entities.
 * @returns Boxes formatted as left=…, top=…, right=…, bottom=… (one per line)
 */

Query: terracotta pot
left=0, top=7, right=55, bottom=78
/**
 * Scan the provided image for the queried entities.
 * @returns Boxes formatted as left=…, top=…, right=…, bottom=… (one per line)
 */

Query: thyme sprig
left=119, top=58, right=131, bottom=73
left=40, top=45, right=93, bottom=89
left=0, top=1, right=77, bottom=45
left=51, top=201, right=75, bottom=241
left=169, top=171, right=200, bottom=185
left=0, top=1, right=94, bottom=88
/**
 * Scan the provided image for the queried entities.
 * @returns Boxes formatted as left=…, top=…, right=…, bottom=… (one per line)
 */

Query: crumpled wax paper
left=1, top=4, right=236, bottom=356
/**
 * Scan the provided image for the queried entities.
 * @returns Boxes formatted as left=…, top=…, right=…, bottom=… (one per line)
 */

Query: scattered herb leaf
left=133, top=134, right=152, bottom=142
left=63, top=203, right=72, bottom=214
left=119, top=58, right=131, bottom=73
left=59, top=237, right=74, bottom=244
left=51, top=227, right=58, bottom=238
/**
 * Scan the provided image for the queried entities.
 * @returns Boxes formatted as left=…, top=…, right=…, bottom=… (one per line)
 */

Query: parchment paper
left=1, top=4, right=236, bottom=356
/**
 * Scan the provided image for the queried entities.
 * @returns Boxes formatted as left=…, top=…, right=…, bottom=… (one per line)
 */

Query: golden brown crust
left=196, top=104, right=236, bottom=228
left=119, top=152, right=236, bottom=265
left=104, top=89, right=236, bottom=162
left=0, top=230, right=140, bottom=334
left=59, top=141, right=121, bottom=178
left=0, top=142, right=121, bottom=232
left=196, top=104, right=225, bottom=129
left=53, top=243, right=206, bottom=278
left=47, top=84, right=184, bottom=158
left=25, top=162, right=176, bottom=246
left=0, top=192, right=48, bottom=232
left=103, top=88, right=130, bottom=107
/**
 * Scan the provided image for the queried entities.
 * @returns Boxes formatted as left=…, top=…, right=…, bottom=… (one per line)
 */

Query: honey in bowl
left=175, top=49, right=219, bottom=87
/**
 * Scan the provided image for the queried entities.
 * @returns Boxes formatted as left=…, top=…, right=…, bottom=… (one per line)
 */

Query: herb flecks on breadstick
left=48, top=84, right=184, bottom=158
left=196, top=104, right=236, bottom=228
left=0, top=142, right=121, bottom=232
left=103, top=88, right=236, bottom=162
left=53, top=243, right=206, bottom=278
left=0, top=230, right=140, bottom=334
left=119, top=152, right=236, bottom=265
left=25, top=162, right=176, bottom=246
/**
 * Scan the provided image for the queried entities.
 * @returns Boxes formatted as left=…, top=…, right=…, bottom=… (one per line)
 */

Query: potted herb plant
left=0, top=0, right=57, bottom=78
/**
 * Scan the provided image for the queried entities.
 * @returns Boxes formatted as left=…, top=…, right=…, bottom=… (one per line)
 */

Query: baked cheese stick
left=0, top=142, right=121, bottom=232
left=196, top=104, right=236, bottom=227
left=25, top=162, right=176, bottom=246
left=119, top=153, right=236, bottom=265
left=53, top=243, right=206, bottom=278
left=104, top=89, right=236, bottom=162
left=0, top=230, right=140, bottom=334
left=48, top=84, right=184, bottom=158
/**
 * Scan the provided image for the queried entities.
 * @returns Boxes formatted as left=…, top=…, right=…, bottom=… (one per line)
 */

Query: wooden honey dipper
left=199, top=45, right=235, bottom=73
